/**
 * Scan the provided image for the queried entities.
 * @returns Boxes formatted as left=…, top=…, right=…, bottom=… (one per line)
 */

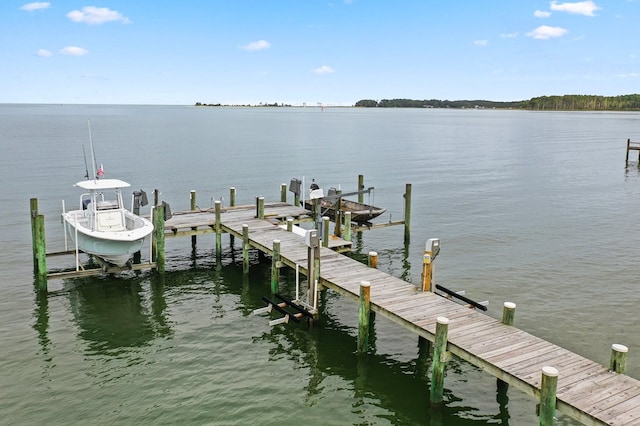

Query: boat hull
left=304, top=199, right=386, bottom=224
left=63, top=210, right=153, bottom=267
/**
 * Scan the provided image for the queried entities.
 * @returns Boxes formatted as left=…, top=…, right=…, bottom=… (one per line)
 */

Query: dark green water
left=3, top=105, right=640, bottom=424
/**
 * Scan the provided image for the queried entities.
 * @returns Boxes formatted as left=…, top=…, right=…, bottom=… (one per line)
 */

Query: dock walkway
left=165, top=202, right=640, bottom=425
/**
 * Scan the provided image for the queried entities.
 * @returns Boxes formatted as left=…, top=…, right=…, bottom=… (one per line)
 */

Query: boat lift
left=253, top=229, right=321, bottom=326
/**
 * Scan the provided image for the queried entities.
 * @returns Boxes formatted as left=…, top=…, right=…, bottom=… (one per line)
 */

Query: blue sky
left=2, top=1, right=639, bottom=105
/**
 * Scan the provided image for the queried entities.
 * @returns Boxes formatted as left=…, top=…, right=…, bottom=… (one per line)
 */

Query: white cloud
left=312, top=65, right=335, bottom=74
left=619, top=72, right=639, bottom=78
left=37, top=49, right=52, bottom=57
left=20, top=2, right=50, bottom=11
left=500, top=32, right=519, bottom=38
left=474, top=40, right=488, bottom=46
left=242, top=40, right=271, bottom=51
left=526, top=25, right=568, bottom=39
left=60, top=46, right=88, bottom=56
left=67, top=6, right=131, bottom=24
left=550, top=1, right=600, bottom=16
left=534, top=10, right=552, bottom=18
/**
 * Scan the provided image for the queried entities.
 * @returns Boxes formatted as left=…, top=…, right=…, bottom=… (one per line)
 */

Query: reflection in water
left=257, top=308, right=513, bottom=425
left=60, top=274, right=173, bottom=353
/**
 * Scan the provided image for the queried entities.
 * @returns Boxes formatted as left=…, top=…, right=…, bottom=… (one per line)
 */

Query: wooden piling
left=430, top=316, right=449, bottom=404
left=626, top=138, right=630, bottom=163
left=30, top=198, right=39, bottom=268
left=358, top=174, right=364, bottom=203
left=242, top=224, right=250, bottom=274
left=322, top=216, right=330, bottom=247
left=190, top=190, right=197, bottom=248
left=344, top=211, right=351, bottom=242
left=502, top=302, right=516, bottom=326
left=539, top=366, right=558, bottom=426
left=153, top=204, right=165, bottom=273
left=421, top=253, right=432, bottom=291
left=190, top=190, right=196, bottom=211
left=215, top=200, right=222, bottom=256
left=271, top=239, right=281, bottom=293
left=286, top=217, right=293, bottom=232
left=33, top=213, right=47, bottom=290
left=368, top=251, right=378, bottom=268
left=358, top=281, right=371, bottom=353
left=404, top=183, right=412, bottom=244
left=610, top=344, right=628, bottom=374
left=334, top=189, right=342, bottom=238
left=256, top=196, right=265, bottom=219
left=230, top=187, right=236, bottom=207
left=280, top=183, right=287, bottom=203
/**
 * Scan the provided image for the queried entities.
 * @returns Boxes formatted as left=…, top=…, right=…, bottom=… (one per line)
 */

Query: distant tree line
left=522, top=94, right=640, bottom=111
left=355, top=98, right=522, bottom=109
left=356, top=94, right=640, bottom=111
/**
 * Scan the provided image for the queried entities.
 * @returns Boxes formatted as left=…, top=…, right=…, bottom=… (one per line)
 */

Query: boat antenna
left=82, top=144, right=90, bottom=180
left=87, top=120, right=98, bottom=180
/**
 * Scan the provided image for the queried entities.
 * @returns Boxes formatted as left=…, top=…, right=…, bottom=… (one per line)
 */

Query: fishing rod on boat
left=87, top=120, right=101, bottom=180
left=82, top=144, right=90, bottom=180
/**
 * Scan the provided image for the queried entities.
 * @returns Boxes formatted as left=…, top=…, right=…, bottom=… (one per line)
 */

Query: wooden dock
left=168, top=201, right=640, bottom=426
left=34, top=193, right=640, bottom=425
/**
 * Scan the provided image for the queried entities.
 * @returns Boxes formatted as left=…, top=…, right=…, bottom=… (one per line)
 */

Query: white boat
left=62, top=177, right=154, bottom=267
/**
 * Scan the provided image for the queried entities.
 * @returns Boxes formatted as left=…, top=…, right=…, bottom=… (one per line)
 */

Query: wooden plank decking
left=166, top=202, right=640, bottom=425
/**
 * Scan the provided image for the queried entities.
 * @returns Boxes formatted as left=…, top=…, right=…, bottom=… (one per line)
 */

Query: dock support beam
left=190, top=190, right=197, bottom=248
left=430, top=316, right=449, bottom=404
left=242, top=224, right=250, bottom=274
left=280, top=183, right=287, bottom=203
left=358, top=281, right=371, bottom=354
left=539, top=366, right=558, bottom=426
left=153, top=204, right=166, bottom=274
left=215, top=200, right=222, bottom=257
left=404, top=183, right=412, bottom=244
left=322, top=216, right=330, bottom=247
left=256, top=197, right=265, bottom=219
left=271, top=240, right=281, bottom=293
left=610, top=344, right=628, bottom=374
left=230, top=187, right=236, bottom=207
left=502, top=302, right=516, bottom=326
left=368, top=251, right=378, bottom=268
left=344, top=211, right=352, bottom=242
left=31, top=199, right=47, bottom=291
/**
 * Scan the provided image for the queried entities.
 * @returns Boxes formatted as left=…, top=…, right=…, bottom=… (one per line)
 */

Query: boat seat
left=96, top=210, right=126, bottom=231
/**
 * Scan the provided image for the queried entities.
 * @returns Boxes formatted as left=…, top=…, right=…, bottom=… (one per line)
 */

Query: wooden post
left=539, top=366, right=558, bottom=426
left=154, top=189, right=159, bottom=207
left=286, top=217, right=293, bottom=232
left=256, top=196, right=265, bottom=219
left=242, top=224, right=250, bottom=274
left=215, top=200, right=222, bottom=256
left=421, top=253, right=432, bottom=291
left=153, top=204, right=165, bottom=273
left=610, top=344, right=628, bottom=374
left=322, top=216, right=330, bottom=247
left=344, top=211, right=351, bottom=242
left=497, top=302, right=517, bottom=392
left=430, top=316, right=449, bottom=404
left=404, top=183, right=412, bottom=244
left=280, top=183, right=287, bottom=203
left=626, top=138, right=631, bottom=163
left=502, top=302, right=516, bottom=325
left=190, top=190, right=196, bottom=211
left=271, top=239, right=281, bottom=293
left=358, top=174, right=364, bottom=203
left=190, top=190, right=197, bottom=248
left=34, top=214, right=47, bottom=290
left=334, top=189, right=342, bottom=238
left=358, top=281, right=371, bottom=353
left=368, top=251, right=378, bottom=268
left=230, top=187, right=236, bottom=207
left=30, top=198, right=39, bottom=268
